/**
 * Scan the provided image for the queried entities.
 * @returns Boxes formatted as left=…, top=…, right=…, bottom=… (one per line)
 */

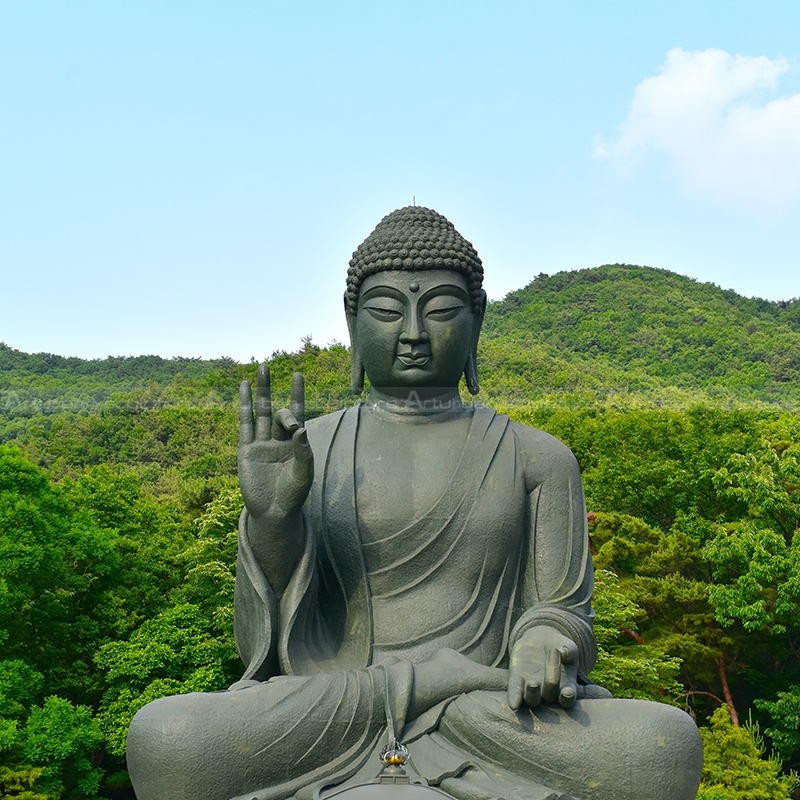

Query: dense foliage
left=1, top=265, right=799, bottom=798
left=482, top=265, right=800, bottom=407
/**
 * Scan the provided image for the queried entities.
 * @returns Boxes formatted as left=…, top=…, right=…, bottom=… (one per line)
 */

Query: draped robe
left=236, top=404, right=596, bottom=684
left=127, top=405, right=702, bottom=800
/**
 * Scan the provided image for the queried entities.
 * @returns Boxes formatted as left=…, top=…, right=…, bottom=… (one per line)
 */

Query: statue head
left=346, top=207, right=487, bottom=396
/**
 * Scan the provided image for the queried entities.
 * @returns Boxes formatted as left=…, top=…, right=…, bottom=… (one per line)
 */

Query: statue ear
left=464, top=290, right=486, bottom=396
left=344, top=297, right=365, bottom=395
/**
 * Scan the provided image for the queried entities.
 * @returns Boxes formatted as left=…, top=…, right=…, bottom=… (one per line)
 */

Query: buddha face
left=353, top=269, right=480, bottom=396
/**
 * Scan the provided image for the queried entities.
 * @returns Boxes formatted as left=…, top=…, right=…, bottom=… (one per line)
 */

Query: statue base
left=327, top=765, right=452, bottom=800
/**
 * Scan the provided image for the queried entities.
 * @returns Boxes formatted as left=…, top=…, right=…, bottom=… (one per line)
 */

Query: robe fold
left=231, top=405, right=613, bottom=800
left=127, top=405, right=702, bottom=800
left=235, top=405, right=597, bottom=684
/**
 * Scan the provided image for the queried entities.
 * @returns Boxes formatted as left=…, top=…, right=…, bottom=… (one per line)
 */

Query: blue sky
left=2, top=1, right=800, bottom=361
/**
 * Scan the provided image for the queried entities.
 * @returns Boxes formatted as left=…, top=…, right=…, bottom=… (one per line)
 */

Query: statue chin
left=126, top=207, right=703, bottom=800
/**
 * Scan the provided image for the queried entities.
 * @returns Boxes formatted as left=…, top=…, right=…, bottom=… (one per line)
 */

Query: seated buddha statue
left=126, top=207, right=703, bottom=800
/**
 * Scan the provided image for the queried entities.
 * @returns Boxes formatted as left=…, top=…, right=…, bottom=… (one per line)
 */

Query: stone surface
left=127, top=207, right=703, bottom=800
left=329, top=784, right=453, bottom=800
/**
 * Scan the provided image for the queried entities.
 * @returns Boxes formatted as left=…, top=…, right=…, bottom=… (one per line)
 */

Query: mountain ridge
left=3, top=264, right=800, bottom=413
left=479, top=264, right=800, bottom=407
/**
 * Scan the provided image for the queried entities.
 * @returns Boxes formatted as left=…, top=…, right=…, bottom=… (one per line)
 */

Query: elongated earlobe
left=351, top=348, right=365, bottom=394
left=465, top=289, right=486, bottom=395
left=465, top=351, right=479, bottom=395
left=344, top=303, right=365, bottom=394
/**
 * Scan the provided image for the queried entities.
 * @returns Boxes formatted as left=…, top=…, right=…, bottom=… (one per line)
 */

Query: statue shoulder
left=507, top=418, right=576, bottom=459
left=304, top=407, right=353, bottom=449
left=305, top=409, right=346, bottom=432
left=505, top=417, right=581, bottom=489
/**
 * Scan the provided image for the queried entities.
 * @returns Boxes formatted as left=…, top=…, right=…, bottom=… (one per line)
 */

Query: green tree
left=96, top=602, right=239, bottom=759
left=590, top=569, right=683, bottom=701
left=697, top=706, right=796, bottom=799
left=176, top=486, right=240, bottom=628
left=706, top=436, right=800, bottom=635
left=756, top=685, right=800, bottom=768
left=95, top=487, right=242, bottom=760
left=0, top=766, right=47, bottom=800
left=0, top=446, right=117, bottom=704
left=61, top=464, right=192, bottom=646
left=21, top=697, right=103, bottom=800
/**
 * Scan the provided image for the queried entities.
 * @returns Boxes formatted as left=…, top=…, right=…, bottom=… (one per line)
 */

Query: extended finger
left=524, top=680, right=542, bottom=708
left=239, top=380, right=254, bottom=445
left=273, top=408, right=300, bottom=441
left=542, top=648, right=561, bottom=703
left=508, top=672, right=525, bottom=710
left=255, top=364, right=272, bottom=441
left=558, top=643, right=578, bottom=708
left=290, top=372, right=305, bottom=428
left=559, top=683, right=577, bottom=709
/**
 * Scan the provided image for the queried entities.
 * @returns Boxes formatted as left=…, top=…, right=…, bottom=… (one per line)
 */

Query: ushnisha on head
left=346, top=206, right=485, bottom=315
left=345, top=207, right=486, bottom=396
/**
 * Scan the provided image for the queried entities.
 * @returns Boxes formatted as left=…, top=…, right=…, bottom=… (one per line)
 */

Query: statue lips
left=396, top=350, right=431, bottom=367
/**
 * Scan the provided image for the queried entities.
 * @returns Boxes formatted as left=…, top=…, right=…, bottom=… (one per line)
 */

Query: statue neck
left=365, top=387, right=469, bottom=421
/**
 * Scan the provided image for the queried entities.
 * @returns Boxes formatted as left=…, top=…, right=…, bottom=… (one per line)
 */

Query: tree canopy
left=1, top=264, right=799, bottom=798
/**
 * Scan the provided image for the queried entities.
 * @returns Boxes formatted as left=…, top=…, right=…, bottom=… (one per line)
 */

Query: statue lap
left=127, top=681, right=701, bottom=800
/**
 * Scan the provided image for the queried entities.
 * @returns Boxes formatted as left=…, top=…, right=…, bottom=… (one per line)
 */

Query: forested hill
left=0, top=346, right=242, bottom=413
left=3, top=263, right=800, bottom=416
left=3, top=264, right=800, bottom=799
left=480, top=264, right=800, bottom=407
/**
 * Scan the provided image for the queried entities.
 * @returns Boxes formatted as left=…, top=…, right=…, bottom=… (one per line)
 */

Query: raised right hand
left=238, top=365, right=314, bottom=522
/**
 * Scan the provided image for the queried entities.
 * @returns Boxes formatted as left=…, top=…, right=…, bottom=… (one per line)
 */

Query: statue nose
left=399, top=308, right=429, bottom=344
left=399, top=328, right=429, bottom=344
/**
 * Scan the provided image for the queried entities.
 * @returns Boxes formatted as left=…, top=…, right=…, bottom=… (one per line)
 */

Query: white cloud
left=598, top=48, right=800, bottom=212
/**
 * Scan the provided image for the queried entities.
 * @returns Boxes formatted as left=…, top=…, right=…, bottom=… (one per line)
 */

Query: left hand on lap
left=507, top=626, right=578, bottom=710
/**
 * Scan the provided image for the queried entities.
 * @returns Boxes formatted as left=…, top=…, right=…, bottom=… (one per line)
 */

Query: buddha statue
left=127, top=207, right=703, bottom=800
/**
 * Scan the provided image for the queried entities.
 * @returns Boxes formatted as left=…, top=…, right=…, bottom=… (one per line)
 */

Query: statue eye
left=364, top=305, right=403, bottom=321
left=425, top=304, right=464, bottom=320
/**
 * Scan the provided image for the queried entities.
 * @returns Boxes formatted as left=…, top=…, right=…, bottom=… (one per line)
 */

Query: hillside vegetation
left=1, top=264, right=799, bottom=800
left=481, top=264, right=800, bottom=407
left=4, top=265, right=800, bottom=425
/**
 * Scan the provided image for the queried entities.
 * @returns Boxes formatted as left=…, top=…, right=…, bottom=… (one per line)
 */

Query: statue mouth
left=397, top=353, right=431, bottom=366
